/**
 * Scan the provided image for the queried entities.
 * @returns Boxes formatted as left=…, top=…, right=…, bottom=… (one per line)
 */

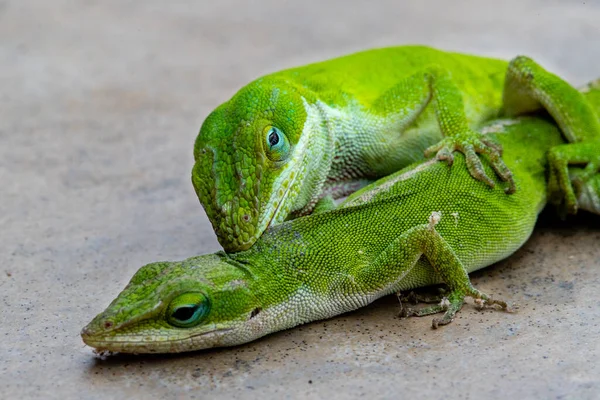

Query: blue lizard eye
left=265, top=127, right=290, bottom=162
left=166, top=292, right=210, bottom=328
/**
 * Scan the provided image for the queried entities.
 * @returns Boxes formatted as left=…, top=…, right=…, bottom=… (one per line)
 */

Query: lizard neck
left=288, top=97, right=336, bottom=216
left=316, top=101, right=380, bottom=202
left=292, top=98, right=385, bottom=216
left=326, top=103, right=373, bottom=183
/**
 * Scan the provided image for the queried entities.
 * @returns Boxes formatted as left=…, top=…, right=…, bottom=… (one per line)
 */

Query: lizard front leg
left=349, top=212, right=508, bottom=328
left=503, top=60, right=600, bottom=215
left=371, top=67, right=514, bottom=193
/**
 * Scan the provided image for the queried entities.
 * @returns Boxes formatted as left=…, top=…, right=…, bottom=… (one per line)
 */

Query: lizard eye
left=268, top=129, right=280, bottom=146
left=166, top=292, right=210, bottom=328
left=264, top=127, right=290, bottom=162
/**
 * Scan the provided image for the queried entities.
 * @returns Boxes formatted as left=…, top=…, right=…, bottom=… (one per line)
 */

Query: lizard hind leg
left=355, top=212, right=509, bottom=329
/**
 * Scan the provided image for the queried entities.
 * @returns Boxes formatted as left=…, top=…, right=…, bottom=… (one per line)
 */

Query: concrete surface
left=2, top=0, right=600, bottom=399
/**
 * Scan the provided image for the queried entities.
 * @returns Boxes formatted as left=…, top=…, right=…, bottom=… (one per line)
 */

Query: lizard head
left=81, top=253, right=266, bottom=353
left=192, top=78, right=328, bottom=252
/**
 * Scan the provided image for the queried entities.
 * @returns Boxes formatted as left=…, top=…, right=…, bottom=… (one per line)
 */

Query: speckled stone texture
left=1, top=0, right=600, bottom=399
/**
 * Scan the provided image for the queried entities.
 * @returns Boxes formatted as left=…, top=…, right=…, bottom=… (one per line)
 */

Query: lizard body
left=82, top=80, right=600, bottom=354
left=192, top=46, right=600, bottom=251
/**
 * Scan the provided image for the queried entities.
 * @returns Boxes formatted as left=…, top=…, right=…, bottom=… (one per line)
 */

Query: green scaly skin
left=81, top=81, right=600, bottom=354
left=192, top=45, right=600, bottom=252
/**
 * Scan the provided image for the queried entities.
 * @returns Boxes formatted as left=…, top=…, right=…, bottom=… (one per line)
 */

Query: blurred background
left=2, top=1, right=599, bottom=399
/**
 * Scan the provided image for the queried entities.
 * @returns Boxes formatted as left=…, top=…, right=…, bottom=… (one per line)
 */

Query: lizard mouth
left=81, top=328, right=234, bottom=354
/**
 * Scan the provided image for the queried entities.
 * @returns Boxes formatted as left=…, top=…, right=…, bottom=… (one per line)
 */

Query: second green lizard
left=192, top=46, right=600, bottom=251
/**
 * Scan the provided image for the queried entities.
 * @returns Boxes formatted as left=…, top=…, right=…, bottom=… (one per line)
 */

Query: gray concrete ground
left=2, top=0, right=600, bottom=399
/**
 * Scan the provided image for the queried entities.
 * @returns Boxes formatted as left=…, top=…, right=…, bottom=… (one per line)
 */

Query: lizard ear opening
left=249, top=307, right=262, bottom=319
left=264, top=127, right=290, bottom=162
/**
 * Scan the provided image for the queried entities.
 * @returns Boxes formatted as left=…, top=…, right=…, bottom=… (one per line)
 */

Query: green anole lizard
left=81, top=80, right=600, bottom=354
left=192, top=46, right=600, bottom=252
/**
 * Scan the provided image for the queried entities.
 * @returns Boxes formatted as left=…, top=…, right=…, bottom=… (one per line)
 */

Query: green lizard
left=192, top=45, right=600, bottom=252
left=81, top=80, right=600, bottom=354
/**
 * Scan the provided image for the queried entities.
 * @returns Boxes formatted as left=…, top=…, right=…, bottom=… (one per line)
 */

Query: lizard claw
left=481, top=137, right=503, bottom=156
left=434, top=146, right=454, bottom=165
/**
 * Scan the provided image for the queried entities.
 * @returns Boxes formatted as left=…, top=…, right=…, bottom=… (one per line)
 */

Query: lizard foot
left=424, top=133, right=515, bottom=194
left=399, top=286, right=510, bottom=329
